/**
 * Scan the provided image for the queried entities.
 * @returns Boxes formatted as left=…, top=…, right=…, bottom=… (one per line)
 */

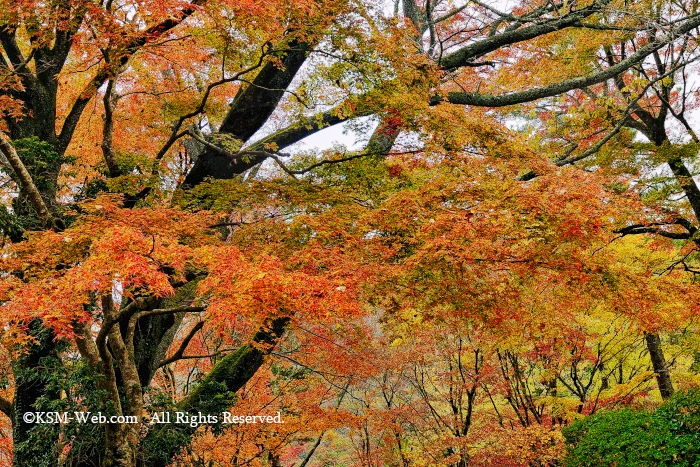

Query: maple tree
left=0, top=0, right=700, bottom=466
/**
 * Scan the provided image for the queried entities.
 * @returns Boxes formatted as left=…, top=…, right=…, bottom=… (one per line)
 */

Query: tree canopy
left=1, top=0, right=700, bottom=466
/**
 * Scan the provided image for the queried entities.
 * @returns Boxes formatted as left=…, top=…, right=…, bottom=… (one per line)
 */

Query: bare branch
left=159, top=321, right=205, bottom=368
left=433, top=3, right=470, bottom=25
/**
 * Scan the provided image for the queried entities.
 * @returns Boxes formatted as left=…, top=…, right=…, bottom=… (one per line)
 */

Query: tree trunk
left=138, top=317, right=289, bottom=467
left=104, top=424, right=138, bottom=467
left=645, top=332, right=674, bottom=400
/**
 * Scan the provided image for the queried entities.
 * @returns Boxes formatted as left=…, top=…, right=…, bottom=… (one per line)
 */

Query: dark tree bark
left=645, top=333, right=675, bottom=400
left=183, top=40, right=313, bottom=186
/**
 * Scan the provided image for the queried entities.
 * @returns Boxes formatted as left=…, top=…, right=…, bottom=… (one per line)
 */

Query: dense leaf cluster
left=563, top=389, right=700, bottom=467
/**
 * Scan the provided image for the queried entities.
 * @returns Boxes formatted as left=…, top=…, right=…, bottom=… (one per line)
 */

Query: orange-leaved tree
left=1, top=0, right=700, bottom=466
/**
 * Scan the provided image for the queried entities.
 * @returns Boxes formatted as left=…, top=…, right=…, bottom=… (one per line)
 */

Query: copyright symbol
left=23, top=412, right=35, bottom=424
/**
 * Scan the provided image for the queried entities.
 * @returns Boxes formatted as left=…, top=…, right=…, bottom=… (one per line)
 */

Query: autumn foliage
left=0, top=0, right=700, bottom=466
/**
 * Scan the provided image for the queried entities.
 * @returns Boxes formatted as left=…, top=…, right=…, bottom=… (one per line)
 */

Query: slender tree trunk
left=644, top=332, right=674, bottom=400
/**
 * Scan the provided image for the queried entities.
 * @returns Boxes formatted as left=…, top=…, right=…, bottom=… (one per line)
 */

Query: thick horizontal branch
left=666, top=213, right=697, bottom=233
left=184, top=109, right=405, bottom=179
left=188, top=129, right=419, bottom=178
left=160, top=351, right=231, bottom=363
left=438, top=13, right=700, bottom=107
left=614, top=221, right=694, bottom=240
left=438, top=0, right=611, bottom=70
left=614, top=225, right=691, bottom=239
left=246, top=105, right=372, bottom=153
left=135, top=306, right=205, bottom=320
